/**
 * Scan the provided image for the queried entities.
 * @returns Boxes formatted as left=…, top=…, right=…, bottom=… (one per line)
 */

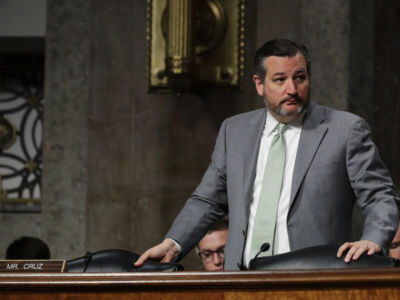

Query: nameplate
left=0, top=260, right=66, bottom=272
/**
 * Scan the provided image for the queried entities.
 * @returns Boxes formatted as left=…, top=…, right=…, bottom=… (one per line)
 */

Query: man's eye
left=202, top=252, right=212, bottom=258
left=295, top=75, right=306, bottom=81
left=390, top=242, right=400, bottom=249
left=273, top=78, right=285, bottom=82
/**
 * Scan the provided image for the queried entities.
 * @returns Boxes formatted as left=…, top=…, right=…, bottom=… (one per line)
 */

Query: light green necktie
left=250, top=123, right=288, bottom=259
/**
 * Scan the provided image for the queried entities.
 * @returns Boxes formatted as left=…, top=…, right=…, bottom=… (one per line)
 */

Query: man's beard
left=273, top=99, right=305, bottom=116
left=266, top=89, right=310, bottom=118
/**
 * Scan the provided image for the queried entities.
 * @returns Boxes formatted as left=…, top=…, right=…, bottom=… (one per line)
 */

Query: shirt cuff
left=167, top=238, right=182, bottom=254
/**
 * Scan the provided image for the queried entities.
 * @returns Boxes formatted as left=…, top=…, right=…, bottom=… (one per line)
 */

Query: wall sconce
left=147, top=0, right=245, bottom=92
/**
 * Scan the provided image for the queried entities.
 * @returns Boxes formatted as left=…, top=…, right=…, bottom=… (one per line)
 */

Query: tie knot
left=277, top=123, right=288, bottom=135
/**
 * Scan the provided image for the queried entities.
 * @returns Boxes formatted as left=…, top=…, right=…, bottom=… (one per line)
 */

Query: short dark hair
left=254, top=39, right=311, bottom=82
left=6, top=236, right=50, bottom=259
left=207, top=219, right=228, bottom=234
left=196, top=219, right=228, bottom=252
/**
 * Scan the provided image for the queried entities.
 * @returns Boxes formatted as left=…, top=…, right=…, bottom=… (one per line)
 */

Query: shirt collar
left=265, top=110, right=304, bottom=136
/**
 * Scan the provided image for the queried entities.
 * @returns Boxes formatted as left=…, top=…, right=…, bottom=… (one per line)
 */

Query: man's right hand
left=134, top=238, right=180, bottom=267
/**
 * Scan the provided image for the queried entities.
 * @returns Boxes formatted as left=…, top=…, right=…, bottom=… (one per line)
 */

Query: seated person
left=6, top=236, right=50, bottom=259
left=196, top=220, right=228, bottom=271
left=389, top=223, right=400, bottom=260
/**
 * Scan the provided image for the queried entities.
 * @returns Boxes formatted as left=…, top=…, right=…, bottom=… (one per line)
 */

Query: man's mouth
left=281, top=97, right=302, bottom=105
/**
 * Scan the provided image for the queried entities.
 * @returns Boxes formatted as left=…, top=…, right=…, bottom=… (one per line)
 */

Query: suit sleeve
left=165, top=120, right=229, bottom=258
left=346, top=118, right=399, bottom=253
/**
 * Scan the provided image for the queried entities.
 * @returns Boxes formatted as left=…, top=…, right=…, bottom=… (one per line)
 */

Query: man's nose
left=213, top=252, right=223, bottom=264
left=286, top=79, right=298, bottom=95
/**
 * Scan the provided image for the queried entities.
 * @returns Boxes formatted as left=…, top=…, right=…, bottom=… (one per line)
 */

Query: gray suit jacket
left=166, top=102, right=399, bottom=270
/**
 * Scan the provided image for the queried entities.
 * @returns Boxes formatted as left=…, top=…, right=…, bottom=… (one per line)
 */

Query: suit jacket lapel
left=289, top=103, right=328, bottom=208
left=241, top=109, right=267, bottom=220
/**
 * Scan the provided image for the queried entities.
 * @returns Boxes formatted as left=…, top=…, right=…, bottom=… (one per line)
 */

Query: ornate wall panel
left=0, top=55, right=44, bottom=212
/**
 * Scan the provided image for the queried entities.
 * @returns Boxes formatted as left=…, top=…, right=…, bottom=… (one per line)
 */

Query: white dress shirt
left=243, top=111, right=302, bottom=268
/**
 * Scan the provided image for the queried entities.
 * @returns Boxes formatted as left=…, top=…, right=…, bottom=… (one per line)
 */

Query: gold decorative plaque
left=147, top=0, right=245, bottom=92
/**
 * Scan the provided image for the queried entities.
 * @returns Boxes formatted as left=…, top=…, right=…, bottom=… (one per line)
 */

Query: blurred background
left=0, top=0, right=398, bottom=270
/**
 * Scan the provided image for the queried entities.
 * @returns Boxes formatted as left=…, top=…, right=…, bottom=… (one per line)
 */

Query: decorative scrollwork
left=0, top=63, right=43, bottom=212
left=0, top=117, right=16, bottom=150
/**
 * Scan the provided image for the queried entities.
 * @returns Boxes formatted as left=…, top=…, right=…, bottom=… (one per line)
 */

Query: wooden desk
left=0, top=268, right=399, bottom=299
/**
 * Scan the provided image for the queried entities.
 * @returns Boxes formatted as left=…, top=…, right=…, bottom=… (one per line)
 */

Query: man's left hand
left=337, top=240, right=381, bottom=263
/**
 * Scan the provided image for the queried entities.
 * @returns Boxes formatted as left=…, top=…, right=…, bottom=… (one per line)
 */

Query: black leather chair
left=66, top=249, right=183, bottom=272
left=249, top=245, right=400, bottom=270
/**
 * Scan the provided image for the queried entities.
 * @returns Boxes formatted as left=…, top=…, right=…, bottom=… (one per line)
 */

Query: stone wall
left=1, top=0, right=398, bottom=270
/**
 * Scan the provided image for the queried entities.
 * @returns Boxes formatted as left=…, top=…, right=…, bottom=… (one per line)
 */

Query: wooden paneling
left=374, top=0, right=400, bottom=187
left=0, top=269, right=400, bottom=299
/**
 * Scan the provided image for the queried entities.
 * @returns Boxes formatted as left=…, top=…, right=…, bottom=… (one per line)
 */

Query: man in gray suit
left=135, top=39, right=399, bottom=270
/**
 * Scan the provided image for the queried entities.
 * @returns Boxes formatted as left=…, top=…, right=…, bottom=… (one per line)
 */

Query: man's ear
left=253, top=75, right=265, bottom=97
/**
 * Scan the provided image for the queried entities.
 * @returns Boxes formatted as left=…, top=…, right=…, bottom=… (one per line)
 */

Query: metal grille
left=0, top=57, right=43, bottom=212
